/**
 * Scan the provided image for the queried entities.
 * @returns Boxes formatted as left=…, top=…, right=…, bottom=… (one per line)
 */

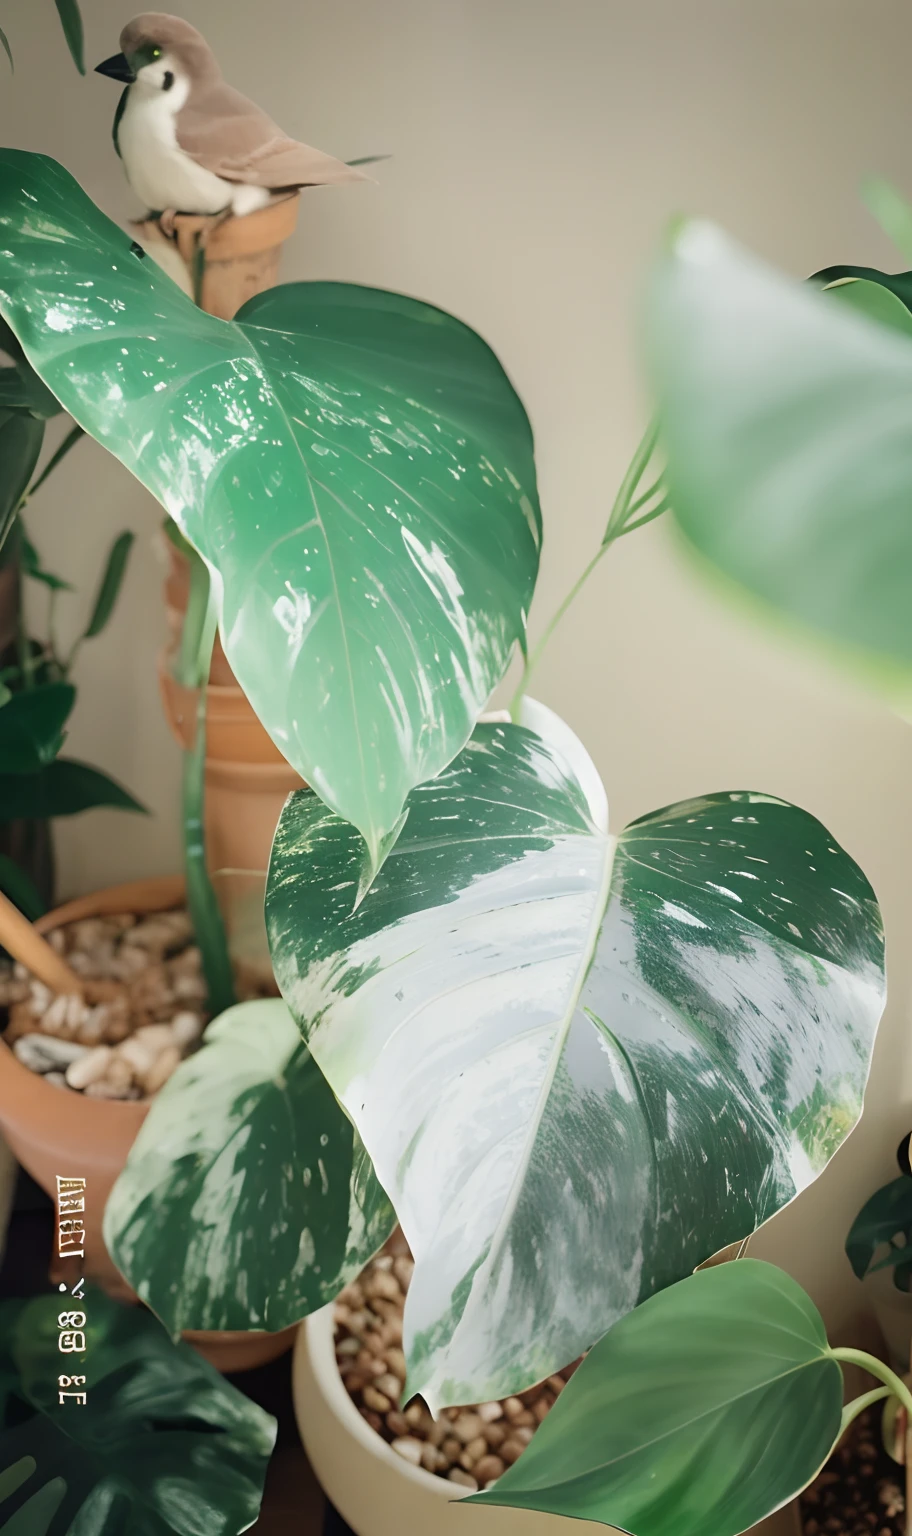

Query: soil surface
left=800, top=1409, right=904, bottom=1536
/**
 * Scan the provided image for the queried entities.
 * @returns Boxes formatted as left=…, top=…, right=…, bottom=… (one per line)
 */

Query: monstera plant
left=0, top=145, right=891, bottom=1533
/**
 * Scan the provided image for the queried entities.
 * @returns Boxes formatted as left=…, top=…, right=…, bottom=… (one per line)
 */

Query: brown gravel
left=800, top=1408, right=904, bottom=1536
left=334, top=1230, right=580, bottom=1493
left=0, top=906, right=270, bottom=1100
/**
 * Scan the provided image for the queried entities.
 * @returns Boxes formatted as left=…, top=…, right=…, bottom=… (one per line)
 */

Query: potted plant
left=0, top=146, right=893, bottom=1535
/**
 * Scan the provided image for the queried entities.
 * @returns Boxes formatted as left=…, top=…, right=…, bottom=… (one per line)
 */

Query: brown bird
left=95, top=13, right=366, bottom=222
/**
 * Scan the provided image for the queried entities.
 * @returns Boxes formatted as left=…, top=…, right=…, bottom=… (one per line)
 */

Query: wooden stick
left=0, top=888, right=83, bottom=997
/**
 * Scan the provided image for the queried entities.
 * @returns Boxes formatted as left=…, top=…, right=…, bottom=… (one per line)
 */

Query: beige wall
left=6, top=0, right=912, bottom=1326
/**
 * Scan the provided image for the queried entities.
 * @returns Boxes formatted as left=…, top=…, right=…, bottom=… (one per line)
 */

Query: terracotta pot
left=132, top=194, right=300, bottom=320
left=0, top=876, right=298, bottom=1371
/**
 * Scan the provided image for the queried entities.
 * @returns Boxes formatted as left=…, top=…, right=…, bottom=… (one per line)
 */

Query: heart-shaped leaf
left=646, top=222, right=912, bottom=670
left=266, top=720, right=884, bottom=1408
left=846, top=1175, right=912, bottom=1281
left=0, top=149, right=541, bottom=870
left=0, top=683, right=74, bottom=775
left=104, top=999, right=394, bottom=1334
left=470, top=1259, right=844, bottom=1536
left=0, top=1286, right=276, bottom=1535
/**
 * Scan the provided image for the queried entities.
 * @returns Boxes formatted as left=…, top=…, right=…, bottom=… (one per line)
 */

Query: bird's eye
left=151, top=46, right=161, bottom=58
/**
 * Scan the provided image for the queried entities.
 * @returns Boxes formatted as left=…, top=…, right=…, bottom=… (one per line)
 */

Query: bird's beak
left=94, top=52, right=134, bottom=83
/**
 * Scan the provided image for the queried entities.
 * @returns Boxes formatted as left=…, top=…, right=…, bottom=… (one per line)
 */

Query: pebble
left=334, top=1237, right=583, bottom=1491
left=44, top=1071, right=67, bottom=1089
left=13, top=1034, right=88, bottom=1073
left=0, top=907, right=229, bottom=1100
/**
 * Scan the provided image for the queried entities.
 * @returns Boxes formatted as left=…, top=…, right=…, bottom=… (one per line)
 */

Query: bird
left=95, top=13, right=366, bottom=225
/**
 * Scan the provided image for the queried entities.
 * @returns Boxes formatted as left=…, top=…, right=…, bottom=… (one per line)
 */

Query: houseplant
left=0, top=145, right=892, bottom=1532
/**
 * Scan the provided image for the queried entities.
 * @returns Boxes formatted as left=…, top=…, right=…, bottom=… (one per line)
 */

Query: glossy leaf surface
left=846, top=1175, right=912, bottom=1288
left=470, top=1259, right=844, bottom=1536
left=0, top=1286, right=276, bottom=1535
left=647, top=223, right=912, bottom=668
left=104, top=999, right=394, bottom=1334
left=0, top=758, right=145, bottom=821
left=0, top=150, right=541, bottom=868
left=267, top=721, right=884, bottom=1407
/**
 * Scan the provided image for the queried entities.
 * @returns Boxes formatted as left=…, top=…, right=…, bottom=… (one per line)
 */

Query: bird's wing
left=175, top=80, right=365, bottom=188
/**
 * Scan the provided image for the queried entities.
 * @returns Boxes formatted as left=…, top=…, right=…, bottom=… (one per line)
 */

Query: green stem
left=601, top=418, right=659, bottom=545
left=178, top=561, right=236, bottom=1017
left=840, top=1383, right=891, bottom=1438
left=831, top=1346, right=912, bottom=1421
left=509, top=546, right=607, bottom=719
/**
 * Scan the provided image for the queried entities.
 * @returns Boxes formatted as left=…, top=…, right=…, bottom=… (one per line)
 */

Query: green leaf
left=266, top=719, right=884, bottom=1408
left=104, top=998, right=394, bottom=1334
left=846, top=1175, right=912, bottom=1280
left=82, top=530, right=134, bottom=639
left=0, top=28, right=11, bottom=73
left=52, top=0, right=85, bottom=74
left=0, top=363, right=62, bottom=419
left=863, top=176, right=912, bottom=264
left=0, top=149, right=541, bottom=872
left=819, top=274, right=912, bottom=337
left=0, top=757, right=145, bottom=821
left=0, top=1286, right=276, bottom=1534
left=811, top=263, right=912, bottom=316
left=469, top=1259, right=844, bottom=1536
left=0, top=682, right=74, bottom=775
left=19, top=529, right=72, bottom=592
left=646, top=221, right=912, bottom=670
left=24, top=421, right=83, bottom=502
left=0, top=854, right=46, bottom=920
left=0, top=412, right=43, bottom=550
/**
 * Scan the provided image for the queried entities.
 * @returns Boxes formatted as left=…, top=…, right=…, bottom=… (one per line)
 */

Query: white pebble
left=391, top=1438, right=422, bottom=1467
left=44, top=1071, right=68, bottom=1089
left=13, top=1035, right=87, bottom=1073
left=65, top=1046, right=113, bottom=1091
left=170, top=1011, right=203, bottom=1048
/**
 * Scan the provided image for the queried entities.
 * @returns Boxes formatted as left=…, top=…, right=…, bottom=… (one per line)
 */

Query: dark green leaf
left=0, top=27, right=11, bottom=73
left=0, top=413, right=43, bottom=551
left=0, top=1286, right=276, bottom=1534
left=470, top=1259, right=844, bottom=1536
left=24, top=422, right=83, bottom=502
left=0, top=855, right=46, bottom=920
left=819, top=275, right=912, bottom=338
left=52, top=0, right=84, bottom=74
left=0, top=363, right=62, bottom=419
left=811, top=264, right=912, bottom=316
left=105, top=998, right=394, bottom=1334
left=266, top=719, right=884, bottom=1407
left=19, top=530, right=72, bottom=593
left=82, top=531, right=134, bottom=639
left=0, top=682, right=74, bottom=775
left=0, top=757, right=145, bottom=821
left=646, top=221, right=912, bottom=669
left=845, top=1176, right=912, bottom=1279
left=0, top=149, right=541, bottom=874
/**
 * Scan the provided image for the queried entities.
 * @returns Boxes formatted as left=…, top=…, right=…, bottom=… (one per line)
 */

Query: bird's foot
left=158, top=208, right=179, bottom=239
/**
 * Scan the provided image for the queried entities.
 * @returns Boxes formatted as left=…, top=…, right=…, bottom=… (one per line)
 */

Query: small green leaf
left=104, top=998, right=395, bottom=1334
left=0, top=682, right=74, bottom=775
left=0, top=757, right=145, bottom=821
left=470, top=1260, right=844, bottom=1536
left=0, top=855, right=46, bottom=920
left=19, top=529, right=72, bottom=592
left=82, top=530, right=134, bottom=639
left=52, top=0, right=85, bottom=73
left=0, top=363, right=62, bottom=419
left=846, top=1176, right=912, bottom=1279
left=0, top=413, right=44, bottom=551
left=811, top=264, right=912, bottom=316
left=0, top=1286, right=276, bottom=1534
left=820, top=275, right=912, bottom=338
left=23, top=421, right=83, bottom=502
left=0, top=27, right=12, bottom=73
left=863, top=176, right=912, bottom=264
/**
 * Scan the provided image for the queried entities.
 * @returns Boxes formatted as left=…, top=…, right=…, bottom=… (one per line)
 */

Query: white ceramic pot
left=293, top=1306, right=599, bottom=1536
left=294, top=1307, right=803, bottom=1536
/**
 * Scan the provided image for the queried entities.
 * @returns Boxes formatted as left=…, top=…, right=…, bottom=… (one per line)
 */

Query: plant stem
left=509, top=421, right=666, bottom=720
left=830, top=1348, right=912, bottom=1419
left=839, top=1384, right=890, bottom=1438
left=178, top=559, right=236, bottom=1017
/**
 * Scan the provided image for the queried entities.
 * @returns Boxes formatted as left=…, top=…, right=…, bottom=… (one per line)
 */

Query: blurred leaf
left=0, top=1286, right=276, bottom=1534
left=647, top=222, right=912, bottom=670
left=846, top=1176, right=912, bottom=1279
left=19, top=529, right=72, bottom=592
left=471, top=1260, right=844, bottom=1536
left=0, top=412, right=44, bottom=550
left=0, top=682, right=74, bottom=775
left=0, top=27, right=11, bottom=73
left=105, top=998, right=394, bottom=1334
left=0, top=854, right=46, bottom=920
left=83, top=530, right=134, bottom=639
left=0, top=363, right=61, bottom=419
left=863, top=176, right=912, bottom=264
left=0, top=758, right=145, bottom=821
left=52, top=0, right=84, bottom=74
